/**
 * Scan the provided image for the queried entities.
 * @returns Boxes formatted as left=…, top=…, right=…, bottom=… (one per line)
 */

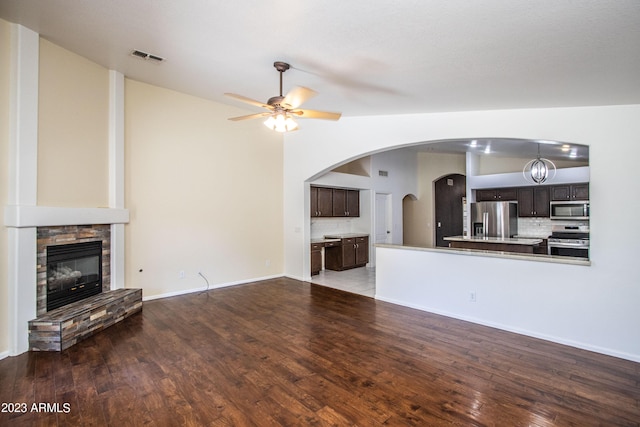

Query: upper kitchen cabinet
left=311, top=186, right=360, bottom=218
left=332, top=189, right=360, bottom=217
left=517, top=186, right=550, bottom=217
left=311, top=186, right=333, bottom=217
left=550, top=183, right=589, bottom=201
left=476, top=187, right=518, bottom=201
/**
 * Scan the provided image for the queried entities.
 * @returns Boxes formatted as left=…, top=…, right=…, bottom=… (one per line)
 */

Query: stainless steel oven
left=547, top=225, right=589, bottom=258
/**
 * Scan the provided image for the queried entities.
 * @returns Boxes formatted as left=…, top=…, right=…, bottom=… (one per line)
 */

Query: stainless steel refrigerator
left=471, top=201, right=518, bottom=238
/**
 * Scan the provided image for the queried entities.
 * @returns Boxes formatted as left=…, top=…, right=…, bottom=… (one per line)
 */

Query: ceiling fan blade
left=224, top=93, right=271, bottom=109
left=228, top=112, right=271, bottom=121
left=290, top=109, right=342, bottom=121
left=282, top=86, right=317, bottom=109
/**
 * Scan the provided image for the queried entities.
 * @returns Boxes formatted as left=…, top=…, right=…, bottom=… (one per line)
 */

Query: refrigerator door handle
left=483, top=212, right=488, bottom=238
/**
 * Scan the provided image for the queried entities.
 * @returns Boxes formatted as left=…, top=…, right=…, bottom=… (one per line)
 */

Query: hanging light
left=523, top=144, right=556, bottom=184
left=264, top=111, right=298, bottom=132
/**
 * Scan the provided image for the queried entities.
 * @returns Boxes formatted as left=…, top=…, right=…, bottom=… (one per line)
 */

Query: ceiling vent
left=131, top=50, right=165, bottom=63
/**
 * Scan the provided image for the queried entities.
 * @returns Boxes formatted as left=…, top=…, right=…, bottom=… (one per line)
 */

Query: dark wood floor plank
left=1, top=277, right=639, bottom=426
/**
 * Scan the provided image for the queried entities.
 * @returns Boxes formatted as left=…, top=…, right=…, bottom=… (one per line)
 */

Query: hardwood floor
left=1, top=277, right=639, bottom=426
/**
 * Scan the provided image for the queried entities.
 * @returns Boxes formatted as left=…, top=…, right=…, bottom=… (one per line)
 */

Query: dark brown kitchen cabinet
left=332, top=189, right=360, bottom=217
left=325, top=236, right=369, bottom=271
left=311, top=186, right=333, bottom=217
left=311, top=186, right=360, bottom=217
left=475, top=187, right=518, bottom=201
left=550, top=183, right=589, bottom=201
left=572, top=183, right=589, bottom=200
left=517, top=186, right=550, bottom=217
left=355, top=236, right=368, bottom=265
left=311, top=243, right=323, bottom=275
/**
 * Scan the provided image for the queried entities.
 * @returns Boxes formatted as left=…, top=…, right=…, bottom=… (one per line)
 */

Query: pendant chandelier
left=523, top=144, right=556, bottom=184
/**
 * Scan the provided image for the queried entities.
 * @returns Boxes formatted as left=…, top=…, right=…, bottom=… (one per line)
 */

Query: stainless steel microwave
left=550, top=201, right=589, bottom=220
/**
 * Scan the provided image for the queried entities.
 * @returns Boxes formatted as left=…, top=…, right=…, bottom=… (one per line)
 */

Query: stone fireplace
left=36, top=225, right=111, bottom=315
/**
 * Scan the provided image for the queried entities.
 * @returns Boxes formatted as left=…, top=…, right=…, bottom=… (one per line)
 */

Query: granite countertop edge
left=443, top=235, right=543, bottom=245
left=322, top=233, right=370, bottom=239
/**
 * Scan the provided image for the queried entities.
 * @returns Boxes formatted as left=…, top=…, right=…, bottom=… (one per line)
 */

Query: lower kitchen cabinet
left=311, top=243, right=323, bottom=275
left=325, top=236, right=369, bottom=271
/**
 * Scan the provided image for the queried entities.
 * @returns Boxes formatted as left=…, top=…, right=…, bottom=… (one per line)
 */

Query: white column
left=109, top=70, right=125, bottom=290
left=7, top=24, right=39, bottom=355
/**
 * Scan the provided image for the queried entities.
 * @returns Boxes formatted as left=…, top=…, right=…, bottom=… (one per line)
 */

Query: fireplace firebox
left=46, top=241, right=103, bottom=311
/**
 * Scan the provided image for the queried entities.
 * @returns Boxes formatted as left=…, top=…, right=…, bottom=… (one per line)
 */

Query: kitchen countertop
left=375, top=243, right=590, bottom=266
left=311, top=238, right=341, bottom=244
left=323, top=233, right=369, bottom=239
left=444, top=235, right=543, bottom=245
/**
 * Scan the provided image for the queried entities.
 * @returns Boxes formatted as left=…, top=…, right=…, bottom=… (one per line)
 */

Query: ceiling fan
left=225, top=61, right=341, bottom=132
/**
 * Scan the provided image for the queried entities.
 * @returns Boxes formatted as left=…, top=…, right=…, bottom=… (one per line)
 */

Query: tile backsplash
left=311, top=217, right=368, bottom=239
left=517, top=217, right=589, bottom=238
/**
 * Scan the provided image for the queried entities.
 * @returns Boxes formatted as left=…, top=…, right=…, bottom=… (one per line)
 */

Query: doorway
left=375, top=193, right=391, bottom=246
left=434, top=174, right=466, bottom=247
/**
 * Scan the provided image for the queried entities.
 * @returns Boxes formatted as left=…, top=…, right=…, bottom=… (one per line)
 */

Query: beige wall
left=37, top=39, right=109, bottom=207
left=403, top=152, right=466, bottom=247
left=0, top=19, right=11, bottom=354
left=124, top=80, right=284, bottom=298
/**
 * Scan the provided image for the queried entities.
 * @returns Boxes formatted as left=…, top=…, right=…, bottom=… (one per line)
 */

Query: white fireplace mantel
left=4, top=205, right=129, bottom=228
left=4, top=24, right=128, bottom=357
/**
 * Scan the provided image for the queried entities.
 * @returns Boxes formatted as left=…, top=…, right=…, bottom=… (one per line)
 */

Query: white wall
left=0, top=18, right=11, bottom=356
left=283, top=105, right=640, bottom=361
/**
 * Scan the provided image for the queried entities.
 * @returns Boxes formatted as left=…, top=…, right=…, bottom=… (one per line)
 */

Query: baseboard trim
left=0, top=350, right=9, bottom=360
left=375, top=295, right=640, bottom=363
left=142, top=274, right=285, bottom=302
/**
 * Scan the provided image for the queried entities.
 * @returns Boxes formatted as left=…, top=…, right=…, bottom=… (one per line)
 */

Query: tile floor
left=310, top=267, right=376, bottom=298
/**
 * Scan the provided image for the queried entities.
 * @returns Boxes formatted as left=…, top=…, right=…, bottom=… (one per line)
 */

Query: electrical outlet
left=265, top=259, right=271, bottom=267
left=469, top=291, right=477, bottom=302
left=179, top=270, right=185, bottom=279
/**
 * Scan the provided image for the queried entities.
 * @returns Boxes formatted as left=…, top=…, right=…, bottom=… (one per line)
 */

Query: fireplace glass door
left=47, top=241, right=102, bottom=311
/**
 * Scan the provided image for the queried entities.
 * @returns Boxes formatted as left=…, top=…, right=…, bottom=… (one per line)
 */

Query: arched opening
left=402, top=194, right=420, bottom=246
left=304, top=137, right=590, bottom=294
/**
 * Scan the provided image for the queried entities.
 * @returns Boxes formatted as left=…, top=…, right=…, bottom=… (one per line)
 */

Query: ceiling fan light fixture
left=226, top=60, right=341, bottom=129
left=264, top=112, right=298, bottom=132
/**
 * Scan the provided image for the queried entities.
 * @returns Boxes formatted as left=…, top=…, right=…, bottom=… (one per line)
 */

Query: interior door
left=375, top=193, right=391, bottom=245
left=434, top=174, right=466, bottom=247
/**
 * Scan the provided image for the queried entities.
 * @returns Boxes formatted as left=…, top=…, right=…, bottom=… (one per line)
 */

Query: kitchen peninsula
left=444, top=235, right=545, bottom=254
